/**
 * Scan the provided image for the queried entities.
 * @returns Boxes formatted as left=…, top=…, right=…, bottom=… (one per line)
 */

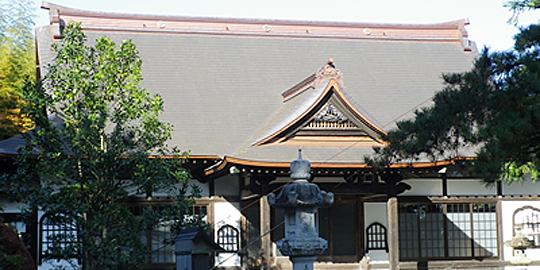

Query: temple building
left=2, top=2, right=540, bottom=269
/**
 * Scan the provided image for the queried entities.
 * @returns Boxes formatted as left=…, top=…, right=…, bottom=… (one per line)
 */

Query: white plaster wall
left=500, top=201, right=540, bottom=261
left=364, top=202, right=389, bottom=261
left=401, top=179, right=442, bottom=196
left=193, top=179, right=211, bottom=197
left=403, top=178, right=500, bottom=196
left=447, top=179, right=496, bottom=196
left=214, top=174, right=240, bottom=197
left=0, top=198, right=25, bottom=213
left=126, top=178, right=210, bottom=197
left=214, top=201, right=242, bottom=267
left=502, top=181, right=540, bottom=196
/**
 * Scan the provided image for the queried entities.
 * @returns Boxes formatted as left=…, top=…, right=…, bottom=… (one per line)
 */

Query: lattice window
left=127, top=201, right=209, bottom=264
left=366, top=222, right=388, bottom=252
left=39, top=214, right=78, bottom=264
left=399, top=203, right=497, bottom=261
left=513, top=206, right=540, bottom=247
left=217, top=225, right=239, bottom=252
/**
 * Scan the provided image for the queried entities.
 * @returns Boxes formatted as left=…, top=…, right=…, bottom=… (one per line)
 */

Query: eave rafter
left=202, top=155, right=475, bottom=181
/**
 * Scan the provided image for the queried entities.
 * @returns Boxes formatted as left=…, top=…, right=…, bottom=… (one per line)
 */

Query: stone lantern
left=505, top=226, right=533, bottom=268
left=268, top=150, right=334, bottom=270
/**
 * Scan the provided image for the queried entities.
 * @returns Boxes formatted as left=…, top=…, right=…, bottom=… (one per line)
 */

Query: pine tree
left=372, top=4, right=540, bottom=184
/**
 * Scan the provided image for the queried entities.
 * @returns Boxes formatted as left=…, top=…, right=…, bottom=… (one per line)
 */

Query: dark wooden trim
left=358, top=200, right=365, bottom=259
left=442, top=173, right=448, bottom=197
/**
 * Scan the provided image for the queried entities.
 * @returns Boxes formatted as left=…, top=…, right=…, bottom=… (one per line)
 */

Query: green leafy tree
left=371, top=5, right=540, bottom=185
left=0, top=0, right=35, bottom=139
left=6, top=23, right=204, bottom=269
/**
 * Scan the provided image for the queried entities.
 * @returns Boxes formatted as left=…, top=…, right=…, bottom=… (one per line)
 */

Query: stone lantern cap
left=505, top=227, right=534, bottom=250
left=268, top=150, right=333, bottom=209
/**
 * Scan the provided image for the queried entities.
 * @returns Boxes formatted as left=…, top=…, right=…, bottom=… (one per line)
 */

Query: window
left=366, top=222, right=388, bottom=252
left=272, top=198, right=361, bottom=262
left=217, top=225, right=239, bottom=252
left=39, top=214, right=78, bottom=264
left=126, top=198, right=210, bottom=265
left=150, top=203, right=209, bottom=264
left=399, top=202, right=497, bottom=261
left=513, top=206, right=540, bottom=247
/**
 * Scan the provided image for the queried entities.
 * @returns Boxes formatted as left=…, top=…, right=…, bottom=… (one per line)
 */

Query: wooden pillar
left=442, top=173, right=448, bottom=197
left=260, top=195, right=271, bottom=269
left=387, top=197, right=399, bottom=270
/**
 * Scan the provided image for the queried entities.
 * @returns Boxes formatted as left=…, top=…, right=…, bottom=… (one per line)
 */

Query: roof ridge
left=42, top=2, right=472, bottom=49
left=41, top=2, right=469, bottom=29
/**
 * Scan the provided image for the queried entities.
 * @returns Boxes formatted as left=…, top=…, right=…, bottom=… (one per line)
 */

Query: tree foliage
left=372, top=18, right=540, bottom=184
left=0, top=0, right=35, bottom=139
left=505, top=0, right=540, bottom=24
left=0, top=223, right=35, bottom=270
left=5, top=23, right=205, bottom=269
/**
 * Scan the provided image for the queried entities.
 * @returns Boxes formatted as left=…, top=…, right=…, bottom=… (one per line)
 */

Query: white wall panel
left=214, top=201, right=241, bottom=266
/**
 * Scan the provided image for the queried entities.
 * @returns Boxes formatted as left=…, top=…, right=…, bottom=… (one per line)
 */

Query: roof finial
left=327, top=56, right=335, bottom=68
left=290, top=149, right=311, bottom=181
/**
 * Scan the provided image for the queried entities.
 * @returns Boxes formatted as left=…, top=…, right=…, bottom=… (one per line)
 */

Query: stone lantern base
left=290, top=256, right=317, bottom=270
left=510, top=249, right=532, bottom=267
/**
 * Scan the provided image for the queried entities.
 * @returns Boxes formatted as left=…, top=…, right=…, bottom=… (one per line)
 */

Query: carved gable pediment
left=254, top=61, right=386, bottom=147
left=305, top=104, right=359, bottom=130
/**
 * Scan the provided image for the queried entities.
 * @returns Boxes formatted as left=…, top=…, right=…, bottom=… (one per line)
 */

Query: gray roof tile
left=1, top=6, right=479, bottom=165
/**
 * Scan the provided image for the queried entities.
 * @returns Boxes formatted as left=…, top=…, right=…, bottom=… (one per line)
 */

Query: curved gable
left=254, top=61, right=386, bottom=147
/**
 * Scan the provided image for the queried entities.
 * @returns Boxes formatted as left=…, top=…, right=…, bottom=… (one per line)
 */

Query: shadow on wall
left=399, top=202, right=496, bottom=262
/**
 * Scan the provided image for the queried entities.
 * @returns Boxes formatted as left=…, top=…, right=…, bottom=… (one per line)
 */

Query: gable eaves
left=253, top=79, right=386, bottom=147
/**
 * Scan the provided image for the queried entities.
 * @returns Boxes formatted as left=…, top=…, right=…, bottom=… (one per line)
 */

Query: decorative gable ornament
left=307, top=104, right=357, bottom=129
left=253, top=59, right=386, bottom=147
left=312, top=57, right=344, bottom=89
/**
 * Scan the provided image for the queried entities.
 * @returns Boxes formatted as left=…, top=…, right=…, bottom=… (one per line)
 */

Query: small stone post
left=268, top=150, right=334, bottom=270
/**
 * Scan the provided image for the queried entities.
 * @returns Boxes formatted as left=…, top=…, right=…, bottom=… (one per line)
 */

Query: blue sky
left=31, top=0, right=539, bottom=51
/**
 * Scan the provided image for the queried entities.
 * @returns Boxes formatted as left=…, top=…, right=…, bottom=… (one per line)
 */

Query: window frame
left=216, top=224, right=240, bottom=252
left=124, top=197, right=212, bottom=267
left=512, top=205, right=540, bottom=247
left=398, top=200, right=499, bottom=261
left=39, top=213, right=79, bottom=265
left=366, top=222, right=388, bottom=252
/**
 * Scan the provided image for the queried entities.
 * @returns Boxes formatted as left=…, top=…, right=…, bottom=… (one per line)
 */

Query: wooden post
left=260, top=195, right=271, bottom=268
left=387, top=197, right=399, bottom=270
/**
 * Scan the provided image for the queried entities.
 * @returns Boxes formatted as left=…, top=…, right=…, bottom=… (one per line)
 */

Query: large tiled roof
left=0, top=2, right=479, bottom=167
